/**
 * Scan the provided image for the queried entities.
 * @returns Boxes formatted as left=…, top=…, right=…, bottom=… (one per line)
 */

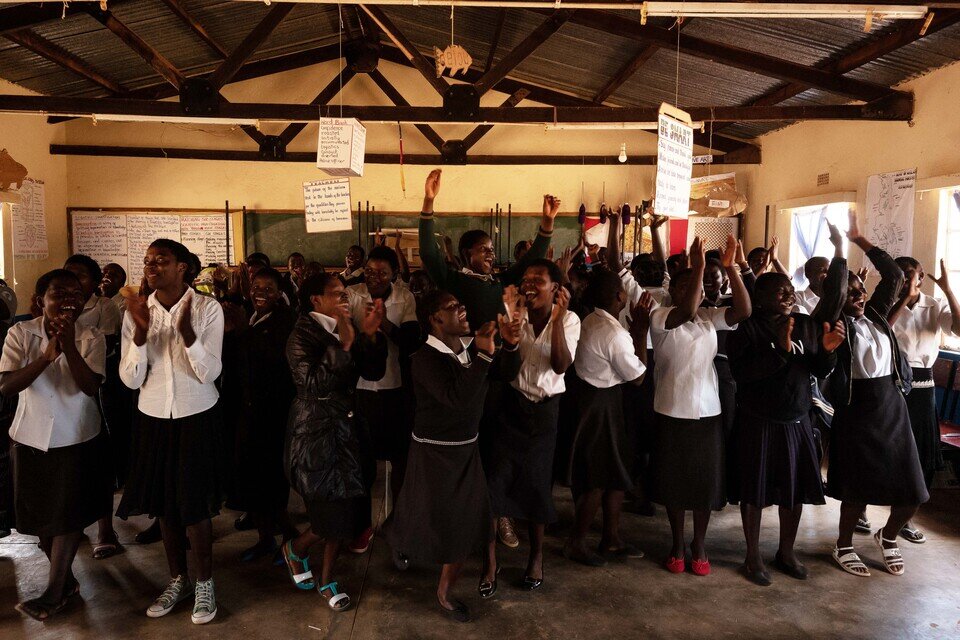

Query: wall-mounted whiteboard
left=69, top=209, right=236, bottom=285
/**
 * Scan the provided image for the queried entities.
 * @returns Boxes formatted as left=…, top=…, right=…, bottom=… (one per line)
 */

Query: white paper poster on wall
left=865, top=168, right=916, bottom=257
left=181, top=214, right=233, bottom=267
left=11, top=179, right=48, bottom=260
left=303, top=178, right=352, bottom=233
left=655, top=112, right=694, bottom=218
left=72, top=214, right=128, bottom=269
left=126, top=215, right=182, bottom=282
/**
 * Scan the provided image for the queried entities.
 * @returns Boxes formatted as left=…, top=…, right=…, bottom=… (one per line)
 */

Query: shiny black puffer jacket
left=284, top=314, right=386, bottom=503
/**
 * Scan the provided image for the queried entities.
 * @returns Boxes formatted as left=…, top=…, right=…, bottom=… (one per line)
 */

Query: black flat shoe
left=773, top=551, right=808, bottom=580
left=392, top=548, right=410, bottom=572
left=134, top=520, right=162, bottom=545
left=521, top=575, right=543, bottom=591
left=742, top=564, right=772, bottom=587
left=478, top=565, right=501, bottom=599
left=439, top=598, right=470, bottom=623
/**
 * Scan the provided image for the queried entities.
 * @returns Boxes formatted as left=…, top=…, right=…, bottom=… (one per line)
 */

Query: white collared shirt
left=341, top=267, right=364, bottom=281
left=1, top=317, right=105, bottom=451
left=512, top=306, right=581, bottom=402
left=891, top=293, right=957, bottom=368
left=650, top=306, right=734, bottom=419
left=111, top=292, right=127, bottom=316
left=249, top=310, right=272, bottom=328
left=850, top=315, right=893, bottom=379
left=347, top=283, right=417, bottom=391
left=78, top=294, right=121, bottom=336
left=120, top=287, right=224, bottom=419
left=425, top=334, right=472, bottom=365
left=309, top=311, right=338, bottom=335
left=793, top=287, right=820, bottom=315
left=574, top=309, right=646, bottom=389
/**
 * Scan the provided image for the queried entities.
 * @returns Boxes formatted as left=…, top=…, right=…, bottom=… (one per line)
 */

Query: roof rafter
left=208, top=3, right=295, bottom=90
left=360, top=4, right=449, bottom=97
left=278, top=67, right=357, bottom=146
left=158, top=0, right=230, bottom=59
left=462, top=88, right=530, bottom=151
left=474, top=10, right=572, bottom=96
left=367, top=69, right=446, bottom=151
left=85, top=7, right=185, bottom=89
left=5, top=29, right=126, bottom=95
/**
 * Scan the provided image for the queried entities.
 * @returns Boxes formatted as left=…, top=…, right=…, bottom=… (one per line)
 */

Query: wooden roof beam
left=367, top=69, right=446, bottom=152
left=208, top=4, right=295, bottom=90
left=5, top=29, right=126, bottom=95
left=359, top=4, right=449, bottom=98
left=0, top=0, right=132, bottom=36
left=85, top=7, right=185, bottom=89
left=158, top=0, right=230, bottom=60
left=462, top=88, right=530, bottom=151
left=278, top=67, right=357, bottom=146
left=484, top=8, right=508, bottom=73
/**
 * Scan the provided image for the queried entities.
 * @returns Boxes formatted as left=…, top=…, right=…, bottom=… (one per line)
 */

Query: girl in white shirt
left=116, top=238, right=225, bottom=625
left=1, top=269, right=109, bottom=621
left=887, top=257, right=959, bottom=543
left=649, top=236, right=751, bottom=577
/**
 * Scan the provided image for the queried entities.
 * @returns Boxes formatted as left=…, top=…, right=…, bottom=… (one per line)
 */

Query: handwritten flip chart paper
left=181, top=214, right=232, bottom=267
left=126, top=215, right=182, bottom=281
left=655, top=113, right=694, bottom=218
left=304, top=178, right=352, bottom=233
left=317, top=117, right=366, bottom=177
left=72, top=214, right=128, bottom=269
left=11, top=179, right=48, bottom=259
left=865, top=168, right=916, bottom=257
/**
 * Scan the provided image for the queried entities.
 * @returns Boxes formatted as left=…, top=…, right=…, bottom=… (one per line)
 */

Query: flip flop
left=318, top=582, right=350, bottom=612
left=92, top=540, right=123, bottom=560
left=899, top=526, right=926, bottom=544
left=281, top=540, right=315, bottom=590
left=15, top=594, right=71, bottom=622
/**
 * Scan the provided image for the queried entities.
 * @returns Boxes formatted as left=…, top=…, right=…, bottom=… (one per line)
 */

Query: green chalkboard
left=244, top=211, right=584, bottom=269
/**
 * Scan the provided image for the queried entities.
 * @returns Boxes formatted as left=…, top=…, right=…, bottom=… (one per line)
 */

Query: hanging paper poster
left=317, top=117, right=366, bottom=177
left=865, top=168, right=916, bottom=257
left=655, top=113, right=694, bottom=218
left=11, top=178, right=49, bottom=259
left=304, top=178, right=352, bottom=233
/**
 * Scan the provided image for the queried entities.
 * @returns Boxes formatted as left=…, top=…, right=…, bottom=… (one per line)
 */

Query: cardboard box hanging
left=317, top=117, right=366, bottom=177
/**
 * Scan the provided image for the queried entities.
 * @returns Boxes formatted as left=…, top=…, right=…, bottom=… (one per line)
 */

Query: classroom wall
left=0, top=79, right=69, bottom=301
left=749, top=60, right=960, bottom=279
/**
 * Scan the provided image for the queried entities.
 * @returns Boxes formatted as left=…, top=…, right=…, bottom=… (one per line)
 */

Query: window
left=938, top=189, right=960, bottom=350
left=786, top=202, right=851, bottom=287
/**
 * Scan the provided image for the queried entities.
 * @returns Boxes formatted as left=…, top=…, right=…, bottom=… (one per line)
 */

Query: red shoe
left=691, top=558, right=711, bottom=576
left=665, top=556, right=685, bottom=573
left=349, top=527, right=374, bottom=554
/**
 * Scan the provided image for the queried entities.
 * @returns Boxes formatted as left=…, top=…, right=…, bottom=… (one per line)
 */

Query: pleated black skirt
left=566, top=384, right=633, bottom=496
left=357, top=388, right=412, bottom=463
left=306, top=495, right=371, bottom=540
left=117, top=405, right=225, bottom=526
left=737, top=410, right=825, bottom=509
left=487, top=388, right=560, bottom=524
left=828, top=375, right=930, bottom=506
left=905, top=368, right=943, bottom=487
left=385, top=439, right=493, bottom=565
left=651, top=413, right=726, bottom=511
left=13, top=434, right=112, bottom=537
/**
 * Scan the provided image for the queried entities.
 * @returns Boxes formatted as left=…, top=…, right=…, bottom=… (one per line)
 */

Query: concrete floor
left=1, top=476, right=958, bottom=640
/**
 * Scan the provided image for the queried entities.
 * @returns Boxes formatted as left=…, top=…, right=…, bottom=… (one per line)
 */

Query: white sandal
left=873, top=530, right=905, bottom=576
left=318, top=581, right=351, bottom=611
left=832, top=546, right=870, bottom=577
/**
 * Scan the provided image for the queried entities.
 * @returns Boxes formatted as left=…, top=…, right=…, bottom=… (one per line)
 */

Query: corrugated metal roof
left=1, top=2, right=959, bottom=140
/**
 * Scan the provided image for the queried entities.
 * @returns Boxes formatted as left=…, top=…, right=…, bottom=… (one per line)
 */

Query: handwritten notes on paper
left=11, top=179, right=48, bottom=259
left=126, top=215, right=181, bottom=281
left=304, top=178, right=352, bottom=233
left=655, top=113, right=694, bottom=218
left=865, top=168, right=916, bottom=257
left=182, top=214, right=232, bottom=267
left=72, top=214, right=128, bottom=269
left=317, top=118, right=366, bottom=177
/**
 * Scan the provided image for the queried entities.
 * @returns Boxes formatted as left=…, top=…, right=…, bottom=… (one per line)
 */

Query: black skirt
left=307, top=495, right=371, bottom=540
left=828, top=376, right=930, bottom=506
left=737, top=409, right=825, bottom=509
left=227, top=410, right=290, bottom=515
left=487, top=388, right=560, bottom=524
left=566, top=384, right=633, bottom=496
left=385, top=439, right=493, bottom=565
left=650, top=413, right=726, bottom=511
left=357, top=388, right=412, bottom=463
left=116, top=405, right=225, bottom=526
left=905, top=368, right=943, bottom=487
left=13, top=434, right=112, bottom=537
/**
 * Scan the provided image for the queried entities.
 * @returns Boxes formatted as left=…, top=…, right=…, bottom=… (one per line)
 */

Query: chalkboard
left=244, top=210, right=584, bottom=269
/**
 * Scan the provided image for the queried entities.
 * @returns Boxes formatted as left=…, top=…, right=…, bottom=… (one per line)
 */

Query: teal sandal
left=319, top=581, right=351, bottom=611
left=281, top=540, right=315, bottom=590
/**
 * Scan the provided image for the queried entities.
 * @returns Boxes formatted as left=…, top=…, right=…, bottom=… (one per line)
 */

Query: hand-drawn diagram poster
left=865, top=168, right=916, bottom=257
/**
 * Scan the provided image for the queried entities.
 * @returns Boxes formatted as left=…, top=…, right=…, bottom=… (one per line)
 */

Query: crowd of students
left=1, top=168, right=957, bottom=625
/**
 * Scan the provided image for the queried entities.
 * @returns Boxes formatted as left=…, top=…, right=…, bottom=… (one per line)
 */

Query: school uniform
left=386, top=336, right=520, bottom=564
left=649, top=306, right=734, bottom=511
left=1, top=318, right=111, bottom=537
left=340, top=268, right=365, bottom=287
left=487, top=307, right=580, bottom=524
left=116, top=288, right=226, bottom=526
left=285, top=312, right=386, bottom=539
left=567, top=309, right=646, bottom=496
left=827, top=247, right=929, bottom=506
left=891, top=293, right=956, bottom=485
left=793, top=287, right=820, bottom=316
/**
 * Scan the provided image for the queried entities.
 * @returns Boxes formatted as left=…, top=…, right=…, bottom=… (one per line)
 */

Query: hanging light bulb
left=618, top=143, right=627, bottom=163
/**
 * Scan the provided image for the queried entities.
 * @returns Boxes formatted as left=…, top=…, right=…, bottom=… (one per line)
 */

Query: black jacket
left=284, top=314, right=387, bottom=503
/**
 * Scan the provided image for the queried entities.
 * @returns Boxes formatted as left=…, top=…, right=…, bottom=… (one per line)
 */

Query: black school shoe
left=438, top=598, right=470, bottom=623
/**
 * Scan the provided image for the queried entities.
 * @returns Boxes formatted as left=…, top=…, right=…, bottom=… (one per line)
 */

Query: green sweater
left=419, top=213, right=552, bottom=330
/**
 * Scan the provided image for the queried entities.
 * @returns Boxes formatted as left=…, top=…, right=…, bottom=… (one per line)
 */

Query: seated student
left=485, top=261, right=580, bottom=593
left=346, top=245, right=419, bottom=551
left=116, top=239, right=225, bottom=625
left=794, top=256, right=831, bottom=315
left=513, top=239, right=532, bottom=263
left=563, top=269, right=652, bottom=567
left=827, top=212, right=928, bottom=578
left=385, top=289, right=520, bottom=623
left=727, top=223, right=847, bottom=586
left=408, top=269, right=435, bottom=307
left=649, top=236, right=751, bottom=576
left=222, top=268, right=299, bottom=561
left=2, top=269, right=110, bottom=621
left=63, top=254, right=123, bottom=561
left=285, top=252, right=306, bottom=294
left=100, top=263, right=127, bottom=314
left=340, top=246, right=366, bottom=285
left=281, top=274, right=386, bottom=612
left=888, top=256, right=960, bottom=543
left=304, top=261, right=325, bottom=280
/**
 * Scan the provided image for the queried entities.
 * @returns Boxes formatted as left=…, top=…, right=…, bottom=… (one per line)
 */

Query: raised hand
left=546, top=246, right=555, bottom=261
left=768, top=235, right=781, bottom=262
left=931, top=258, right=953, bottom=293
left=502, top=284, right=523, bottom=321
left=221, top=301, right=247, bottom=333
left=475, top=320, right=497, bottom=355
left=424, top=169, right=442, bottom=200
left=52, top=314, right=77, bottom=354
left=542, top=194, right=561, bottom=220
left=629, top=290, right=654, bottom=336
left=846, top=209, right=861, bottom=241
left=497, top=312, right=522, bottom=346
left=735, top=239, right=748, bottom=268
left=720, top=234, right=737, bottom=268
left=336, top=306, right=356, bottom=351
left=361, top=299, right=384, bottom=337
left=556, top=247, right=573, bottom=278
left=650, top=213, right=668, bottom=230
left=689, top=236, right=706, bottom=271
left=551, top=285, right=570, bottom=323
left=821, top=320, right=846, bottom=353
left=126, top=295, right=151, bottom=333
left=777, top=315, right=795, bottom=352
left=857, top=266, right=871, bottom=283
left=906, top=268, right=921, bottom=297
left=586, top=243, right=601, bottom=263
left=827, top=221, right=844, bottom=249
